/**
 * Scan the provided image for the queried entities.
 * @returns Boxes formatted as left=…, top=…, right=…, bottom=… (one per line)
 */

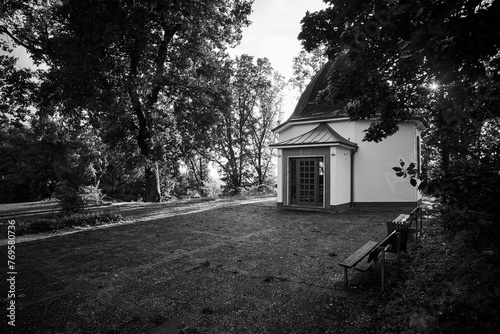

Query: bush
left=55, top=182, right=85, bottom=215
left=79, top=185, right=103, bottom=206
left=55, top=182, right=104, bottom=215
left=17, top=218, right=55, bottom=234
left=240, top=184, right=277, bottom=197
left=16, top=212, right=122, bottom=235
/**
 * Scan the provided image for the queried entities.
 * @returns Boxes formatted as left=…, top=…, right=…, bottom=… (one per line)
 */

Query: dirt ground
left=1, top=198, right=416, bottom=333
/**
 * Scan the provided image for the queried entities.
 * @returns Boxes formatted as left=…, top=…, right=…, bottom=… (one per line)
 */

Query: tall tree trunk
left=134, top=109, right=162, bottom=202
left=145, top=162, right=161, bottom=202
left=129, top=74, right=162, bottom=202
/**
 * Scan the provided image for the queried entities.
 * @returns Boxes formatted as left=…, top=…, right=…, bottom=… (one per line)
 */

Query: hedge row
left=16, top=211, right=123, bottom=235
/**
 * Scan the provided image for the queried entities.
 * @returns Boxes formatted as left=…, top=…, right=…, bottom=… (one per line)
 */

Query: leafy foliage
left=0, top=49, right=36, bottom=128
left=299, top=1, right=499, bottom=140
left=0, top=113, right=112, bottom=203
left=0, top=125, right=52, bottom=202
left=301, top=1, right=500, bottom=233
left=1, top=0, right=254, bottom=202
left=375, top=228, right=500, bottom=334
left=394, top=156, right=500, bottom=228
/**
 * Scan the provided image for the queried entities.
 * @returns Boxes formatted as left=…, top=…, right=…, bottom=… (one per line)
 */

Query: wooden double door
left=290, top=157, right=324, bottom=207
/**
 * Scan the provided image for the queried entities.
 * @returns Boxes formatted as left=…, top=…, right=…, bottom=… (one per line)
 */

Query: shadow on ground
left=1, top=198, right=415, bottom=333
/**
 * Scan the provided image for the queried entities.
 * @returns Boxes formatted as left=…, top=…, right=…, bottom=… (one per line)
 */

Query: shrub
left=240, top=184, right=277, bottom=197
left=55, top=182, right=85, bottom=215
left=20, top=218, right=54, bottom=234
left=55, top=182, right=104, bottom=215
left=16, top=212, right=122, bottom=235
left=79, top=185, right=103, bottom=206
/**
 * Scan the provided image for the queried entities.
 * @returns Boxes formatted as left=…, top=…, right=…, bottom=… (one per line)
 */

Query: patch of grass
left=16, top=211, right=123, bottom=236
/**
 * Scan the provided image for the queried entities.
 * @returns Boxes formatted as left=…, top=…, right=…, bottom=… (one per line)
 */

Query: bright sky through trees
left=229, top=0, right=328, bottom=117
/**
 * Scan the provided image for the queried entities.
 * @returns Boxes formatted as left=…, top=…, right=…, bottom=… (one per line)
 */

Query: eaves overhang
left=272, top=116, right=350, bottom=133
left=269, top=142, right=357, bottom=150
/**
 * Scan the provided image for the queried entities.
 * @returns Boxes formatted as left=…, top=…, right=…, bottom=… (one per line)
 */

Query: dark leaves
left=410, top=178, right=418, bottom=187
left=393, top=159, right=420, bottom=187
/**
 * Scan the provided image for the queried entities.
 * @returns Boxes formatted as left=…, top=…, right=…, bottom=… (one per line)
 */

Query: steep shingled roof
left=285, top=61, right=345, bottom=123
left=269, top=122, right=357, bottom=149
left=272, top=60, right=427, bottom=134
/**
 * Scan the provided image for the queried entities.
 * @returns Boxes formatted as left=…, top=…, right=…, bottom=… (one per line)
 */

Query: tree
left=289, top=46, right=327, bottom=97
left=211, top=55, right=255, bottom=194
left=299, top=0, right=500, bottom=222
left=0, top=115, right=110, bottom=203
left=248, top=70, right=284, bottom=186
left=299, top=0, right=499, bottom=140
left=0, top=40, right=48, bottom=202
left=185, top=154, right=211, bottom=195
left=1, top=0, right=253, bottom=201
left=209, top=55, right=283, bottom=194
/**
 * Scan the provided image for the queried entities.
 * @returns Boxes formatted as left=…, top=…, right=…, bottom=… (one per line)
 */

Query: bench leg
left=419, top=209, right=423, bottom=239
left=344, top=267, right=348, bottom=289
left=396, top=231, right=400, bottom=263
left=381, top=249, right=385, bottom=292
left=417, top=207, right=422, bottom=240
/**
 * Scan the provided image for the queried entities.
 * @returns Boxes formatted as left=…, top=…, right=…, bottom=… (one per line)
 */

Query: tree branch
left=148, top=23, right=181, bottom=107
left=0, top=26, right=44, bottom=57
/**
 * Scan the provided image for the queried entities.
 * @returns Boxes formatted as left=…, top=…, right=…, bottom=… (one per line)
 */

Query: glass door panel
left=290, top=157, right=324, bottom=207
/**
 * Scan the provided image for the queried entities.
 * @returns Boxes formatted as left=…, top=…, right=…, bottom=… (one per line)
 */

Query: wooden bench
left=387, top=206, right=423, bottom=250
left=339, top=230, right=401, bottom=291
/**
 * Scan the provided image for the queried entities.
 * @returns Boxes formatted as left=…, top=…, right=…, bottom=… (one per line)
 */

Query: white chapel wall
left=330, top=146, right=352, bottom=207
left=353, top=121, right=418, bottom=204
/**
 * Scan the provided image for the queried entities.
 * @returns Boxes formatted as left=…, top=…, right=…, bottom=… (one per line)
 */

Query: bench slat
left=339, top=240, right=378, bottom=268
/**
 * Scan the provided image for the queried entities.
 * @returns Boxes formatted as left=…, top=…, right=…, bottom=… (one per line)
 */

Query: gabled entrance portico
left=270, top=122, right=357, bottom=210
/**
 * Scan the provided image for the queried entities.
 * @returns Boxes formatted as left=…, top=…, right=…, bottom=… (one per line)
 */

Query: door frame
left=287, top=155, right=326, bottom=208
